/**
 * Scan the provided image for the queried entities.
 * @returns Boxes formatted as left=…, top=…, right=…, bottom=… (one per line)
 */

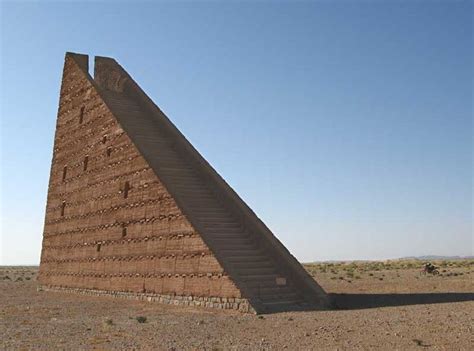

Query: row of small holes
left=64, top=106, right=127, bottom=249
left=59, top=180, right=130, bottom=217
left=67, top=105, right=107, bottom=179
left=61, top=139, right=112, bottom=182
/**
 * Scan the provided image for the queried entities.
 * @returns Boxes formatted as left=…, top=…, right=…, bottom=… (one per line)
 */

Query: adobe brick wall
left=38, top=55, right=244, bottom=307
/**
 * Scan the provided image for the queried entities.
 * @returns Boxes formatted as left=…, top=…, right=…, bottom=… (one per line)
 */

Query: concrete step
left=204, top=231, right=251, bottom=240
left=160, top=167, right=195, bottom=174
left=231, top=260, right=274, bottom=269
left=247, top=285, right=295, bottom=296
left=193, top=213, right=233, bottom=220
left=187, top=205, right=228, bottom=213
left=175, top=186, right=213, bottom=193
left=212, top=244, right=258, bottom=252
left=201, top=221, right=242, bottom=227
left=168, top=181, right=208, bottom=190
left=241, top=273, right=278, bottom=281
left=243, top=280, right=286, bottom=289
left=233, top=266, right=277, bottom=276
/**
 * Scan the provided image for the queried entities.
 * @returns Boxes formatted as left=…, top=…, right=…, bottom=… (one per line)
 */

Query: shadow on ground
left=330, top=292, right=474, bottom=310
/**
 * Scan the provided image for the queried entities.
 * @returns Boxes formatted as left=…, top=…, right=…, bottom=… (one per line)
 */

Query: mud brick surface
left=39, top=54, right=241, bottom=305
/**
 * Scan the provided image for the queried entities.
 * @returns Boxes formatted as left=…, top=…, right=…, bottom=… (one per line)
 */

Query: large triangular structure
left=38, top=52, right=330, bottom=313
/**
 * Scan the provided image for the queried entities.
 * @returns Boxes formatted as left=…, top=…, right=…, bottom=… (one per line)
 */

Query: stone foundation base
left=38, top=285, right=255, bottom=313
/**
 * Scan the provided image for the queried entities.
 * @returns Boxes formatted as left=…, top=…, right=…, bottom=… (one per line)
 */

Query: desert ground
left=1, top=260, right=473, bottom=350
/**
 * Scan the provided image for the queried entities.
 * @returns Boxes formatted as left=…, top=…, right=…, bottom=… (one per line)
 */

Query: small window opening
left=62, top=166, right=68, bottom=181
left=83, top=155, right=89, bottom=171
left=97, top=243, right=101, bottom=252
left=122, top=226, right=127, bottom=238
left=106, top=147, right=112, bottom=157
left=123, top=181, right=130, bottom=199
left=60, top=201, right=66, bottom=217
left=102, top=135, right=107, bottom=144
left=79, top=106, right=85, bottom=124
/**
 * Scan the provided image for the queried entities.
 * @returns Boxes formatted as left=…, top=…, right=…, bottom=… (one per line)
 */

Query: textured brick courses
left=39, top=52, right=331, bottom=314
left=39, top=54, right=245, bottom=310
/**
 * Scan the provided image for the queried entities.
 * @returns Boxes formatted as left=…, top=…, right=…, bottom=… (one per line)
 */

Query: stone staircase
left=100, top=89, right=315, bottom=313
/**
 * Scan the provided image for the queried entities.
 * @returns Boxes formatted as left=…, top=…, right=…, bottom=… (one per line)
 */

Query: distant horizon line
left=2, top=255, right=473, bottom=267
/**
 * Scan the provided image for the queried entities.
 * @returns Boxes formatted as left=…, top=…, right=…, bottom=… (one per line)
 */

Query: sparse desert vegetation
left=1, top=260, right=473, bottom=350
left=305, top=259, right=473, bottom=286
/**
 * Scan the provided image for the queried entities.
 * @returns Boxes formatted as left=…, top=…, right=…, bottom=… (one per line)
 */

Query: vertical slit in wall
left=62, top=166, right=68, bottom=181
left=61, top=201, right=66, bottom=217
left=79, top=106, right=85, bottom=124
left=122, top=226, right=127, bottom=237
left=106, top=147, right=112, bottom=157
left=123, top=181, right=130, bottom=199
left=83, top=155, right=89, bottom=171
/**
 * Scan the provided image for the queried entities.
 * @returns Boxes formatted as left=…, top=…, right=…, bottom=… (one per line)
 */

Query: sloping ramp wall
left=91, top=55, right=329, bottom=313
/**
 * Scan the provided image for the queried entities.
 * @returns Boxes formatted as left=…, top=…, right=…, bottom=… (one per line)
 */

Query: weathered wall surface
left=38, top=55, right=241, bottom=300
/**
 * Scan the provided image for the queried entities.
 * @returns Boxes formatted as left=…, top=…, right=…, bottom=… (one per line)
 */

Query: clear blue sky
left=1, top=1, right=472, bottom=265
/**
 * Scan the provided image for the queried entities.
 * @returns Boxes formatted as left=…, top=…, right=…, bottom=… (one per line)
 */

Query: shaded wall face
left=38, top=56, right=240, bottom=298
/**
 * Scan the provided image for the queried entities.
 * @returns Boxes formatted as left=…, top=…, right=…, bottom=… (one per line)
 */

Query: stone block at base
left=38, top=285, right=256, bottom=314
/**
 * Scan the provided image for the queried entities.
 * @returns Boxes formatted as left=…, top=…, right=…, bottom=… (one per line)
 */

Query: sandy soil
left=1, top=261, right=473, bottom=350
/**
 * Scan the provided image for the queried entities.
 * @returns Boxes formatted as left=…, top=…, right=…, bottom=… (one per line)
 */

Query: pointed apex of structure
left=38, top=52, right=330, bottom=314
left=65, top=52, right=89, bottom=74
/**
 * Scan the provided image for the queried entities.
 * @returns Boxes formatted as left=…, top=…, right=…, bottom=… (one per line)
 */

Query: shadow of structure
left=330, top=292, right=474, bottom=310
